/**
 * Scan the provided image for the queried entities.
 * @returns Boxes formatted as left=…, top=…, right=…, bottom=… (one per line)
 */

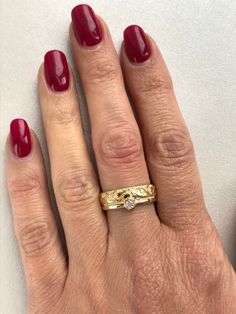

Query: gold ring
left=100, top=184, right=157, bottom=211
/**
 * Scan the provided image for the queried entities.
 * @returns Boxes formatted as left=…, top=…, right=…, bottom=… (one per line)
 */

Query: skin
left=6, top=15, right=236, bottom=314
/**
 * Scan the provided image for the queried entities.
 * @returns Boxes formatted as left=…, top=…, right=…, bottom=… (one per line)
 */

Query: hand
left=6, top=4, right=236, bottom=313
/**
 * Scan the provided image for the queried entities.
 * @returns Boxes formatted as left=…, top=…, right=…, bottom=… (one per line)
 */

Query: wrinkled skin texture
left=6, top=5, right=236, bottom=314
left=24, top=218, right=236, bottom=313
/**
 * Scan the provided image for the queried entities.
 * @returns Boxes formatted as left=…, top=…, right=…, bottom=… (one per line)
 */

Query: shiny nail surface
left=44, top=50, right=69, bottom=92
left=123, top=25, right=151, bottom=63
left=10, top=119, right=32, bottom=158
left=71, top=4, right=102, bottom=47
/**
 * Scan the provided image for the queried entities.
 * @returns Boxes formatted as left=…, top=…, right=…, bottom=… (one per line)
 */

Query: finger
left=38, top=50, right=107, bottom=263
left=121, top=25, right=207, bottom=229
left=70, top=4, right=159, bottom=235
left=6, top=119, right=66, bottom=293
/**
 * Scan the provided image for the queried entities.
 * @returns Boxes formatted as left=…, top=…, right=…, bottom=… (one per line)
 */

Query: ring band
left=100, top=184, right=157, bottom=211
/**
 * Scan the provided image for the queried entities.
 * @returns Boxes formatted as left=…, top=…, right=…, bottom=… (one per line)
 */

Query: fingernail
left=10, top=119, right=32, bottom=158
left=71, top=4, right=102, bottom=47
left=123, top=25, right=151, bottom=63
left=44, top=50, right=69, bottom=92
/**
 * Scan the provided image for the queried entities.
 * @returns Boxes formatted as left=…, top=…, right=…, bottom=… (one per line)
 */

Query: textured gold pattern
left=100, top=184, right=157, bottom=210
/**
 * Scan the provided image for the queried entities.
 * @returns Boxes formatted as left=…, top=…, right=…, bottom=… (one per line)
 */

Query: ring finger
left=70, top=4, right=159, bottom=236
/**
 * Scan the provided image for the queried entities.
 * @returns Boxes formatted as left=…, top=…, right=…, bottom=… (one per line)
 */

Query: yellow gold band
left=99, top=184, right=157, bottom=211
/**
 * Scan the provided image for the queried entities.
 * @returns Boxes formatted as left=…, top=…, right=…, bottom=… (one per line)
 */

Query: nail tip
left=124, top=24, right=143, bottom=33
left=10, top=118, right=27, bottom=129
left=44, top=49, right=66, bottom=60
left=71, top=3, right=92, bottom=19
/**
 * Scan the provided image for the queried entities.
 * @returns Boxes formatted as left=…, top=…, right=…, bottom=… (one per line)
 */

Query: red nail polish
left=71, top=4, right=102, bottom=47
left=44, top=50, right=69, bottom=92
left=123, top=25, right=151, bottom=63
left=10, top=119, right=32, bottom=158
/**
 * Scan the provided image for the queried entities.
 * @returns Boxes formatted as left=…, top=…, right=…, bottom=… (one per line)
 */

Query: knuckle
left=95, top=128, right=143, bottom=166
left=56, top=169, right=99, bottom=210
left=85, top=60, right=120, bottom=84
left=8, top=170, right=41, bottom=199
left=149, top=128, right=194, bottom=169
left=19, top=221, right=52, bottom=257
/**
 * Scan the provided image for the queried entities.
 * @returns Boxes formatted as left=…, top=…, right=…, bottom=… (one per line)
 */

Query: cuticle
left=130, top=57, right=152, bottom=67
left=11, top=141, right=34, bottom=161
left=45, top=74, right=72, bottom=96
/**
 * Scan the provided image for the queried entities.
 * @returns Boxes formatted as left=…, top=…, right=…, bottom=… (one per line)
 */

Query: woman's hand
left=6, top=4, right=236, bottom=313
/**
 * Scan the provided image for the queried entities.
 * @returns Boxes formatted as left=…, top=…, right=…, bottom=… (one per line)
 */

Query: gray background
left=1, top=0, right=236, bottom=313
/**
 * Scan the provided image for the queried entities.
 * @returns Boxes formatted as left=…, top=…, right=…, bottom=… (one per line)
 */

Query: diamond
left=124, top=199, right=135, bottom=210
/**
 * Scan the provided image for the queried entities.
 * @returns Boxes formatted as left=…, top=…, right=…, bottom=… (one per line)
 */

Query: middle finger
left=70, top=4, right=159, bottom=235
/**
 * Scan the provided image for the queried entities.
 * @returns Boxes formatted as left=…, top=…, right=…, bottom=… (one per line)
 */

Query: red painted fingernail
left=71, top=4, right=102, bottom=47
left=44, top=50, right=69, bottom=92
left=123, top=25, right=151, bottom=63
left=10, top=119, right=32, bottom=158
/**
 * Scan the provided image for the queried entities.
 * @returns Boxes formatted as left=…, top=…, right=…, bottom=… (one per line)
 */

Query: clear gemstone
left=124, top=199, right=135, bottom=210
